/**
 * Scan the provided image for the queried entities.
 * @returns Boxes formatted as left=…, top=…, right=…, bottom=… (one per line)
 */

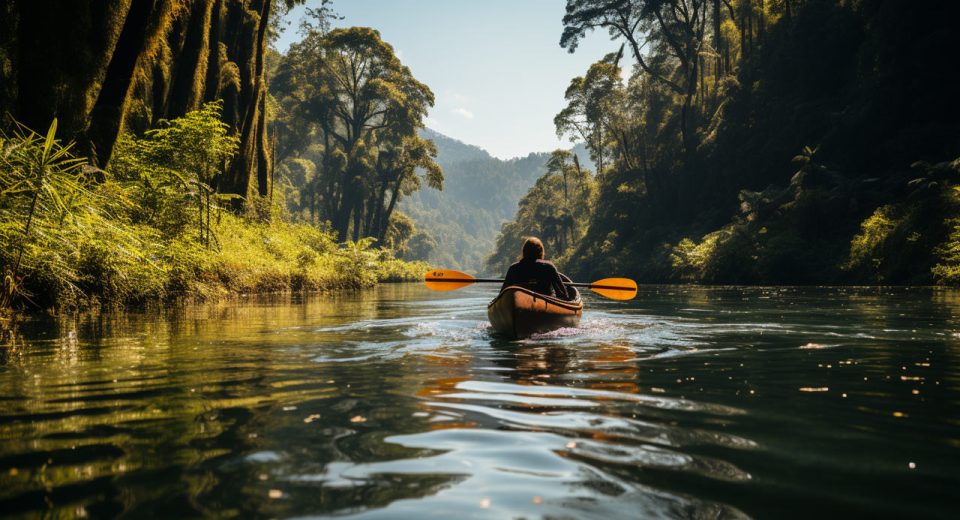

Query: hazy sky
left=274, top=0, right=623, bottom=159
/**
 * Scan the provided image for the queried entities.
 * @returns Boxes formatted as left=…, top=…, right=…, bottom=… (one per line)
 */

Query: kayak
left=487, top=285, right=583, bottom=339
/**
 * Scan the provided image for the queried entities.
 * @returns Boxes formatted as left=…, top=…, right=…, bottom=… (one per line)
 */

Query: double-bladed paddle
left=424, top=269, right=638, bottom=300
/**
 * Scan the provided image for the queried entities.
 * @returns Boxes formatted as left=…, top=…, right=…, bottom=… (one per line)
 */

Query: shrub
left=0, top=120, right=159, bottom=309
left=2, top=115, right=427, bottom=311
left=933, top=186, right=960, bottom=284
left=110, top=102, right=238, bottom=245
left=846, top=205, right=900, bottom=272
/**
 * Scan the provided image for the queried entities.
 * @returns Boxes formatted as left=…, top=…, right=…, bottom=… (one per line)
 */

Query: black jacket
left=500, top=259, right=570, bottom=300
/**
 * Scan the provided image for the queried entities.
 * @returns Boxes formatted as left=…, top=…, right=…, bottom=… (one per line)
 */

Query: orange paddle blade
left=424, top=269, right=476, bottom=291
left=589, top=278, right=638, bottom=300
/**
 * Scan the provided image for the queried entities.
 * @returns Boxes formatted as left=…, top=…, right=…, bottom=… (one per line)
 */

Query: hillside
left=402, top=129, right=592, bottom=273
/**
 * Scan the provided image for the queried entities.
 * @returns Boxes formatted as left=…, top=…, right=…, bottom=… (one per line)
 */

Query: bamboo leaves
left=0, top=118, right=146, bottom=309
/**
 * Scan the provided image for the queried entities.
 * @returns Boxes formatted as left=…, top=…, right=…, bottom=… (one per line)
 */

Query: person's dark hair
left=520, top=237, right=545, bottom=261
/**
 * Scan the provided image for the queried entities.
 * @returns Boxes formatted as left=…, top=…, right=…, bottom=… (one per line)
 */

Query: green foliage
left=846, top=205, right=900, bottom=273
left=1, top=109, right=424, bottom=311
left=334, top=237, right=380, bottom=287
left=196, top=215, right=415, bottom=294
left=544, top=0, right=960, bottom=285
left=931, top=172, right=960, bottom=284
left=555, top=56, right=623, bottom=174
left=0, top=119, right=155, bottom=309
left=670, top=236, right=716, bottom=281
left=270, top=25, right=442, bottom=243
left=933, top=217, right=960, bottom=284
left=382, top=210, right=416, bottom=256
left=375, top=258, right=430, bottom=282
left=404, top=231, right=438, bottom=261
left=110, top=102, right=239, bottom=246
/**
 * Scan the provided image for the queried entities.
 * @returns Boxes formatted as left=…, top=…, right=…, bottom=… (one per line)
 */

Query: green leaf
left=43, top=118, right=58, bottom=161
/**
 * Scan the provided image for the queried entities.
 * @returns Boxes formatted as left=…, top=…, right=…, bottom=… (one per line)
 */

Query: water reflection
left=0, top=285, right=958, bottom=518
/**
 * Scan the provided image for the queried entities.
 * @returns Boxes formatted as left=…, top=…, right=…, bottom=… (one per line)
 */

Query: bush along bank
left=0, top=104, right=426, bottom=314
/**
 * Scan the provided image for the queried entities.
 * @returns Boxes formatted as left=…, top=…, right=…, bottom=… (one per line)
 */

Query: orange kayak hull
left=487, top=286, right=583, bottom=339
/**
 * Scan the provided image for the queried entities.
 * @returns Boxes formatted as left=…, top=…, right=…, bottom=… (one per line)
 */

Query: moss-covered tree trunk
left=0, top=0, right=275, bottom=207
left=221, top=0, right=272, bottom=205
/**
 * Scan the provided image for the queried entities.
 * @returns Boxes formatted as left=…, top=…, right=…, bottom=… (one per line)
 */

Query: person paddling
left=500, top=237, right=572, bottom=300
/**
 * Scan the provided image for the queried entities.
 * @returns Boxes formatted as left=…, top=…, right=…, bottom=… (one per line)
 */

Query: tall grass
left=1, top=118, right=150, bottom=309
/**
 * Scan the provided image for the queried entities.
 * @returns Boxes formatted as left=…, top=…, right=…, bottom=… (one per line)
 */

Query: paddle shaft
left=424, top=277, right=503, bottom=283
left=423, top=277, right=631, bottom=291
left=565, top=282, right=630, bottom=290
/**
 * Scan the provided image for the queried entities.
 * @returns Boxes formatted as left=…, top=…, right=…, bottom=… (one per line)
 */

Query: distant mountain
left=402, top=129, right=593, bottom=273
left=420, top=128, right=492, bottom=164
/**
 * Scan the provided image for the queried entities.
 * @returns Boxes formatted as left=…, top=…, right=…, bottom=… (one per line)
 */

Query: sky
left=274, top=0, right=625, bottom=159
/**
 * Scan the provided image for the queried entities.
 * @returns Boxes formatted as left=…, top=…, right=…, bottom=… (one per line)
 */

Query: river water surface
left=1, top=285, right=958, bottom=518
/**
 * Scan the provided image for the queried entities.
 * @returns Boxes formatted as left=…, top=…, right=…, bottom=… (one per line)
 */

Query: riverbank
left=2, top=212, right=427, bottom=314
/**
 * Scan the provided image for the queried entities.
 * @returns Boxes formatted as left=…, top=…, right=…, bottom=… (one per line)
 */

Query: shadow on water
left=0, top=284, right=958, bottom=518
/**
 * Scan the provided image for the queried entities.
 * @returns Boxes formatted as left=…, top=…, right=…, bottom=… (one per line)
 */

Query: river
left=0, top=285, right=958, bottom=518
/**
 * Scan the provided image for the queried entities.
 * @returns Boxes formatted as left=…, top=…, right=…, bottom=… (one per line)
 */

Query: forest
left=2, top=0, right=959, bottom=318
left=489, top=0, right=960, bottom=285
left=0, top=0, right=431, bottom=314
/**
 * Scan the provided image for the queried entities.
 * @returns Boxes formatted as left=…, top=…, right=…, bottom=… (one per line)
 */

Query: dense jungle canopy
left=488, top=0, right=960, bottom=285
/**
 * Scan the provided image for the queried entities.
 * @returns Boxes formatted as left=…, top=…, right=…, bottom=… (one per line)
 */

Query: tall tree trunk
left=364, top=191, right=378, bottom=239
left=205, top=0, right=225, bottom=102
left=370, top=178, right=389, bottom=240
left=256, top=91, right=272, bottom=198
left=83, top=0, right=163, bottom=166
left=699, top=55, right=705, bottom=110
left=713, top=0, right=722, bottom=80
left=12, top=1, right=131, bottom=148
left=223, top=0, right=272, bottom=208
left=1, top=0, right=277, bottom=209
left=334, top=173, right=354, bottom=241
left=743, top=1, right=750, bottom=57
left=595, top=126, right=603, bottom=174
left=167, top=0, right=215, bottom=118
left=758, top=0, right=765, bottom=43
left=380, top=182, right=403, bottom=243
left=681, top=50, right=699, bottom=155
left=351, top=197, right=363, bottom=242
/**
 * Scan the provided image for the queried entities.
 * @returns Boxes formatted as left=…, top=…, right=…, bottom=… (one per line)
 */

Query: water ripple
left=2, top=284, right=958, bottom=519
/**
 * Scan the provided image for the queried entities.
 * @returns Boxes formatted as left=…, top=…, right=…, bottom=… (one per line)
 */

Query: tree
left=405, top=231, right=438, bottom=261
left=554, top=56, right=624, bottom=174
left=367, top=134, right=442, bottom=242
left=319, top=27, right=436, bottom=239
left=111, top=102, right=239, bottom=247
left=561, top=0, right=711, bottom=154
left=0, top=0, right=303, bottom=208
left=271, top=25, right=441, bottom=241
